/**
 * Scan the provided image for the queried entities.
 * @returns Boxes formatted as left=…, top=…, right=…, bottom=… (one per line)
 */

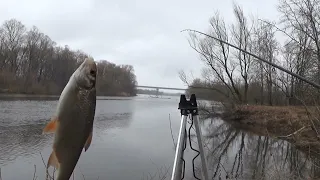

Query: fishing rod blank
left=181, top=29, right=320, bottom=90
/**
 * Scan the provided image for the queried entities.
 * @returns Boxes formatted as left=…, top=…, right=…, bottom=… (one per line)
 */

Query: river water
left=0, top=94, right=320, bottom=180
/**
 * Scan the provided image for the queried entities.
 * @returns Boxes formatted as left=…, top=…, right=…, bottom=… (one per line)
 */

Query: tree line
left=182, top=0, right=320, bottom=106
left=0, top=19, right=137, bottom=96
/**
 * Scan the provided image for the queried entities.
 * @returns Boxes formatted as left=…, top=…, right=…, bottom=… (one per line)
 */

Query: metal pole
left=193, top=114, right=209, bottom=180
left=171, top=115, right=188, bottom=180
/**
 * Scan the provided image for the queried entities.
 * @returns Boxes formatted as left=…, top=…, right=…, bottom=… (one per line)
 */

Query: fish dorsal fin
left=43, top=116, right=59, bottom=134
left=47, top=150, right=60, bottom=169
left=84, top=130, right=93, bottom=152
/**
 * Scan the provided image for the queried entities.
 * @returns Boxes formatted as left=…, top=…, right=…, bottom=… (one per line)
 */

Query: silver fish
left=43, top=57, right=97, bottom=180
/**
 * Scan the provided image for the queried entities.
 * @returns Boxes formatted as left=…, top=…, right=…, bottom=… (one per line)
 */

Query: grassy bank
left=221, top=105, right=320, bottom=159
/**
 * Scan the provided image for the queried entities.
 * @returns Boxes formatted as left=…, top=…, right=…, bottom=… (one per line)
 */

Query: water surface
left=0, top=95, right=186, bottom=180
left=1, top=95, right=320, bottom=180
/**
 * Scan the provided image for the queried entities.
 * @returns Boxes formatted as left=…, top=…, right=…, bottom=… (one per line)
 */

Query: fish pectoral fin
left=84, top=130, right=93, bottom=152
left=43, top=117, right=59, bottom=134
left=47, top=150, right=60, bottom=170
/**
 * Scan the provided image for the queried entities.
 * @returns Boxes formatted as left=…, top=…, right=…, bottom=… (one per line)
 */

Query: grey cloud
left=0, top=0, right=279, bottom=88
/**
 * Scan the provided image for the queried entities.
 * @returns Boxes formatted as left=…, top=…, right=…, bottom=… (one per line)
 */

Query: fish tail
left=56, top=150, right=83, bottom=180
left=45, top=150, right=60, bottom=180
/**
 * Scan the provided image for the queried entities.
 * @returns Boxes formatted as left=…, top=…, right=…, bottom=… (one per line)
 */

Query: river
left=0, top=94, right=320, bottom=180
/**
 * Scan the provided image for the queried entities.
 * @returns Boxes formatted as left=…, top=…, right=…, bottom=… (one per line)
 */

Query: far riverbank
left=0, top=93, right=136, bottom=101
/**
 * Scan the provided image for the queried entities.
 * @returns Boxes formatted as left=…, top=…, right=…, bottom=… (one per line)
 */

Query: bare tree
left=1, top=19, right=26, bottom=73
left=187, top=11, right=244, bottom=104
left=231, top=3, right=254, bottom=104
left=278, top=0, right=320, bottom=101
left=252, top=21, right=278, bottom=105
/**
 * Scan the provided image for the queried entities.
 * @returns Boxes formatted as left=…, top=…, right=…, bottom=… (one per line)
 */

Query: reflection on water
left=202, top=118, right=320, bottom=180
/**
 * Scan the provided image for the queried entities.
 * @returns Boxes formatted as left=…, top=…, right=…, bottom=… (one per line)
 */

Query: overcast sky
left=0, top=0, right=280, bottom=89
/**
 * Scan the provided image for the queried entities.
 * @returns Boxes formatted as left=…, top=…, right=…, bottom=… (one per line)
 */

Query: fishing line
left=188, top=115, right=201, bottom=180
left=181, top=29, right=320, bottom=90
left=181, top=128, right=187, bottom=180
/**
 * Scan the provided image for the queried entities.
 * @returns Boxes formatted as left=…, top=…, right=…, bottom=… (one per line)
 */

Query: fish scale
left=78, top=89, right=96, bottom=126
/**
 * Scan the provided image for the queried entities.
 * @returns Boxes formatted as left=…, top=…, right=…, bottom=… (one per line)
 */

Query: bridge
left=136, top=85, right=187, bottom=97
left=137, top=85, right=187, bottom=91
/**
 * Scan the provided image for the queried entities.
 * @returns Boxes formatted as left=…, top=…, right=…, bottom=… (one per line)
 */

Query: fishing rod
left=171, top=28, right=320, bottom=180
left=181, top=29, right=320, bottom=90
left=170, top=28, right=320, bottom=180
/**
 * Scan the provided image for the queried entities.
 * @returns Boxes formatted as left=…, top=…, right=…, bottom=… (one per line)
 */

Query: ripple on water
left=0, top=99, right=135, bottom=167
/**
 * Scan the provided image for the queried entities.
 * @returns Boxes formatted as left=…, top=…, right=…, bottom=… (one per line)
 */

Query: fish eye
left=90, top=70, right=96, bottom=76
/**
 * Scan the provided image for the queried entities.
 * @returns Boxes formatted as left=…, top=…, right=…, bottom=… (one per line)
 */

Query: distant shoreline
left=0, top=93, right=181, bottom=101
left=0, top=93, right=137, bottom=101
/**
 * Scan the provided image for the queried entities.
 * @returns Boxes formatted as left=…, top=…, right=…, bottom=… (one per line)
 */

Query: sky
left=0, top=0, right=280, bottom=89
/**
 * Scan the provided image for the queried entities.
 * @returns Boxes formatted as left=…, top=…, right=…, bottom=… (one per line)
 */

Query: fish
left=43, top=57, right=97, bottom=180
